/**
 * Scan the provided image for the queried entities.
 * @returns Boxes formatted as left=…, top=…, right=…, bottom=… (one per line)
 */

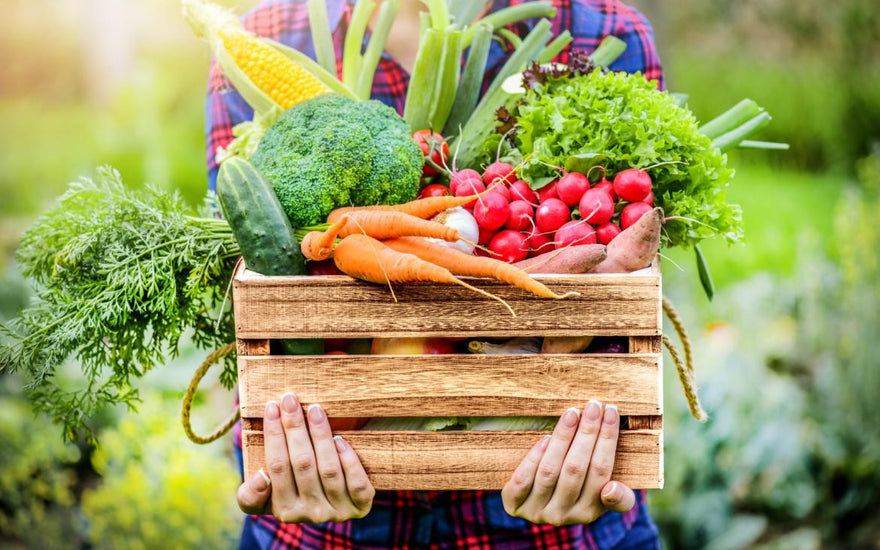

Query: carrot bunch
left=300, top=194, right=578, bottom=316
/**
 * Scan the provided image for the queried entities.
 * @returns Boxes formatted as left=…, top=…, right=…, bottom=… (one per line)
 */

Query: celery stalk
left=342, top=0, right=375, bottom=89
left=429, top=28, right=464, bottom=131
left=463, top=1, right=555, bottom=46
left=698, top=99, right=762, bottom=140
left=421, top=0, right=449, bottom=30
left=446, top=23, right=492, bottom=136
left=307, top=0, right=338, bottom=76
left=355, top=0, right=400, bottom=99
left=589, top=35, right=626, bottom=68
left=404, top=28, right=446, bottom=131
left=454, top=85, right=518, bottom=167
left=537, top=30, right=572, bottom=64
left=713, top=112, right=772, bottom=152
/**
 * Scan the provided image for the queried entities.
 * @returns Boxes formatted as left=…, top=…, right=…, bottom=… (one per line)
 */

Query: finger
left=501, top=435, right=551, bottom=513
left=262, top=400, right=297, bottom=503
left=527, top=407, right=581, bottom=506
left=305, top=403, right=347, bottom=505
left=600, top=481, right=636, bottom=513
left=550, top=399, right=603, bottom=509
left=580, top=403, right=620, bottom=506
left=279, top=392, right=322, bottom=499
left=237, top=468, right=272, bottom=515
left=334, top=435, right=376, bottom=511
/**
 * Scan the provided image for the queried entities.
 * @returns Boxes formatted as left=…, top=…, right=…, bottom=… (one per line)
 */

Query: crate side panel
left=239, top=354, right=661, bottom=418
left=242, top=430, right=662, bottom=491
left=232, top=274, right=661, bottom=338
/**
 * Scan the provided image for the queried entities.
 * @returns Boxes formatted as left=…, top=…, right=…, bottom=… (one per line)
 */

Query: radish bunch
left=425, top=163, right=658, bottom=263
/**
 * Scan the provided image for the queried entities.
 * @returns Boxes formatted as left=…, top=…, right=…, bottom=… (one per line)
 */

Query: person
left=206, top=1, right=665, bottom=548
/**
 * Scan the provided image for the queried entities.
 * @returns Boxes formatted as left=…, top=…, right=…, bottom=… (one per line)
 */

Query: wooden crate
left=233, top=260, right=663, bottom=491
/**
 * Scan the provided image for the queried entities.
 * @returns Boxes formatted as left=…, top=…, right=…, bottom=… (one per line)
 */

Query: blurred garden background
left=1, top=0, right=878, bottom=548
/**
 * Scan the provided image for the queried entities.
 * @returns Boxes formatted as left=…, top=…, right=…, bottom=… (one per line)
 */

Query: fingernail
left=265, top=401, right=280, bottom=420
left=308, top=403, right=326, bottom=424
left=602, top=481, right=620, bottom=503
left=256, top=468, right=271, bottom=490
left=563, top=407, right=580, bottom=427
left=281, top=392, right=297, bottom=414
left=537, top=434, right=551, bottom=450
left=604, top=404, right=619, bottom=425
left=585, top=399, right=603, bottom=421
left=333, top=435, right=348, bottom=452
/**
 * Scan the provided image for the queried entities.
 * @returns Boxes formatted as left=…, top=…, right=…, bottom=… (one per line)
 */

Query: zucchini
left=217, top=157, right=307, bottom=276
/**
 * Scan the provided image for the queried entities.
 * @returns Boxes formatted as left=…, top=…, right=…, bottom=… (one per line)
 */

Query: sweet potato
left=513, top=244, right=607, bottom=274
left=589, top=207, right=662, bottom=273
left=541, top=336, right=594, bottom=354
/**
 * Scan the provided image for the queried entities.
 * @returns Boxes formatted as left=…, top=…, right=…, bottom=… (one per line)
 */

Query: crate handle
left=662, top=297, right=707, bottom=422
left=181, top=342, right=240, bottom=444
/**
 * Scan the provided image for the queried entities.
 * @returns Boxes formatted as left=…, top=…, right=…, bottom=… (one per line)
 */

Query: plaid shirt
left=215, top=1, right=664, bottom=548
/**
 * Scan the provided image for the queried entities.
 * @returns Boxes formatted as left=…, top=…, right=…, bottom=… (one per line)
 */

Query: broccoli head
left=251, top=94, right=423, bottom=227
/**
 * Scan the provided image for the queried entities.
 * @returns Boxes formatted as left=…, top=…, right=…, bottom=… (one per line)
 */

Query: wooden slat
left=238, top=353, right=661, bottom=418
left=232, top=264, right=661, bottom=339
left=242, top=429, right=663, bottom=490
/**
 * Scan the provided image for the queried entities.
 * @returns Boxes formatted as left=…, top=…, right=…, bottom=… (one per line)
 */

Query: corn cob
left=182, top=0, right=332, bottom=113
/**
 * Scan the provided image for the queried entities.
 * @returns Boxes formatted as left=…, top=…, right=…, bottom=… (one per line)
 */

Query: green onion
left=342, top=0, right=375, bottom=89
left=497, top=28, right=523, bottom=49
left=463, top=1, right=556, bottom=46
left=446, top=23, right=493, bottom=136
left=698, top=99, right=762, bottom=140
left=537, top=30, right=572, bottom=64
left=589, top=35, right=627, bottom=68
left=306, top=0, right=338, bottom=76
left=481, top=18, right=552, bottom=107
left=738, top=140, right=791, bottom=150
left=713, top=111, right=772, bottom=152
left=429, top=28, right=464, bottom=131
left=695, top=245, right=715, bottom=301
left=421, top=0, right=449, bottom=30
left=448, top=0, right=485, bottom=26
left=355, top=0, right=400, bottom=99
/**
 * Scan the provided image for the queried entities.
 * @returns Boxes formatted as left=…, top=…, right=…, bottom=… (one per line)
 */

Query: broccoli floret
left=252, top=94, right=423, bottom=228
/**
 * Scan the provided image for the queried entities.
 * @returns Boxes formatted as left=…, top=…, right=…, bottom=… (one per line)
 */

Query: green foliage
left=81, top=394, right=240, bottom=550
left=0, top=167, right=240, bottom=441
left=252, top=94, right=423, bottom=227
left=0, top=382, right=82, bottom=549
left=509, top=69, right=741, bottom=249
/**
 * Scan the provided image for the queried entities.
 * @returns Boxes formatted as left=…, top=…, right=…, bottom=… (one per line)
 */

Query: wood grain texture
left=238, top=353, right=661, bottom=418
left=232, top=264, right=661, bottom=339
left=242, top=429, right=663, bottom=490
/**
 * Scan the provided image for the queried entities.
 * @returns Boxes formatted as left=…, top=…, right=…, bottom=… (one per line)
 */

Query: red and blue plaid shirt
left=213, top=1, right=664, bottom=548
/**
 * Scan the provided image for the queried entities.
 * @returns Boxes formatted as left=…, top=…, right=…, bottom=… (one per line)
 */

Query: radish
left=488, top=184, right=511, bottom=202
left=483, top=162, right=516, bottom=186
left=620, top=201, right=653, bottom=229
left=527, top=230, right=553, bottom=257
left=538, top=181, right=559, bottom=202
left=595, top=222, right=621, bottom=245
left=473, top=193, right=510, bottom=230
left=510, top=180, right=538, bottom=204
left=578, top=188, right=615, bottom=225
left=556, top=172, right=590, bottom=206
left=555, top=220, right=597, bottom=249
left=450, top=169, right=482, bottom=195
left=506, top=200, right=534, bottom=231
left=453, top=177, right=486, bottom=208
left=535, top=198, right=570, bottom=233
left=592, top=178, right=617, bottom=202
left=641, top=190, right=654, bottom=206
left=489, top=229, right=529, bottom=263
left=613, top=168, right=652, bottom=202
left=478, top=225, right=496, bottom=246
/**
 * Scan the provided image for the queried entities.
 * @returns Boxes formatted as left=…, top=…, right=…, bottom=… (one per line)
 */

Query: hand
left=236, top=392, right=376, bottom=522
left=501, top=401, right=636, bottom=525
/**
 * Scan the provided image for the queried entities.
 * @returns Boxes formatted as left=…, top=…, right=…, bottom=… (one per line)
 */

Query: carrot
left=301, top=215, right=350, bottom=261
left=383, top=237, right=579, bottom=300
left=333, top=234, right=515, bottom=316
left=590, top=207, right=663, bottom=273
left=327, top=185, right=499, bottom=223
left=513, top=244, right=607, bottom=274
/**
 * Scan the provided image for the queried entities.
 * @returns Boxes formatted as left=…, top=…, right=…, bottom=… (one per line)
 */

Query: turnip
left=506, top=200, right=534, bottom=231
left=535, top=198, right=570, bottom=233
left=613, top=168, right=652, bottom=202
left=578, top=188, right=615, bottom=225
left=620, top=201, right=653, bottom=230
left=450, top=169, right=482, bottom=195
left=595, top=222, right=621, bottom=245
left=510, top=180, right=538, bottom=204
left=538, top=180, right=558, bottom=202
left=554, top=220, right=597, bottom=249
left=473, top=193, right=510, bottom=230
left=556, top=172, right=590, bottom=206
left=489, top=229, right=529, bottom=263
left=483, top=162, right=516, bottom=186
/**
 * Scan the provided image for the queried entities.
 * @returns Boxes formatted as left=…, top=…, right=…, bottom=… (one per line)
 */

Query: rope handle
left=662, top=297, right=708, bottom=422
left=181, top=342, right=241, bottom=444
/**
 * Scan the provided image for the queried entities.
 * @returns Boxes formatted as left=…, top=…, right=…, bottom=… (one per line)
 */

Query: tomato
left=412, top=130, right=449, bottom=177
left=418, top=183, right=450, bottom=199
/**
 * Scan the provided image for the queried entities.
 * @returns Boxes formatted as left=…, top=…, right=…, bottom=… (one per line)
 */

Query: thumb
left=600, top=481, right=636, bottom=513
left=237, top=468, right=272, bottom=514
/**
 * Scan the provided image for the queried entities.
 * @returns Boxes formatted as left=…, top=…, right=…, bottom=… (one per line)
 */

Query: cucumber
left=217, top=157, right=306, bottom=276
